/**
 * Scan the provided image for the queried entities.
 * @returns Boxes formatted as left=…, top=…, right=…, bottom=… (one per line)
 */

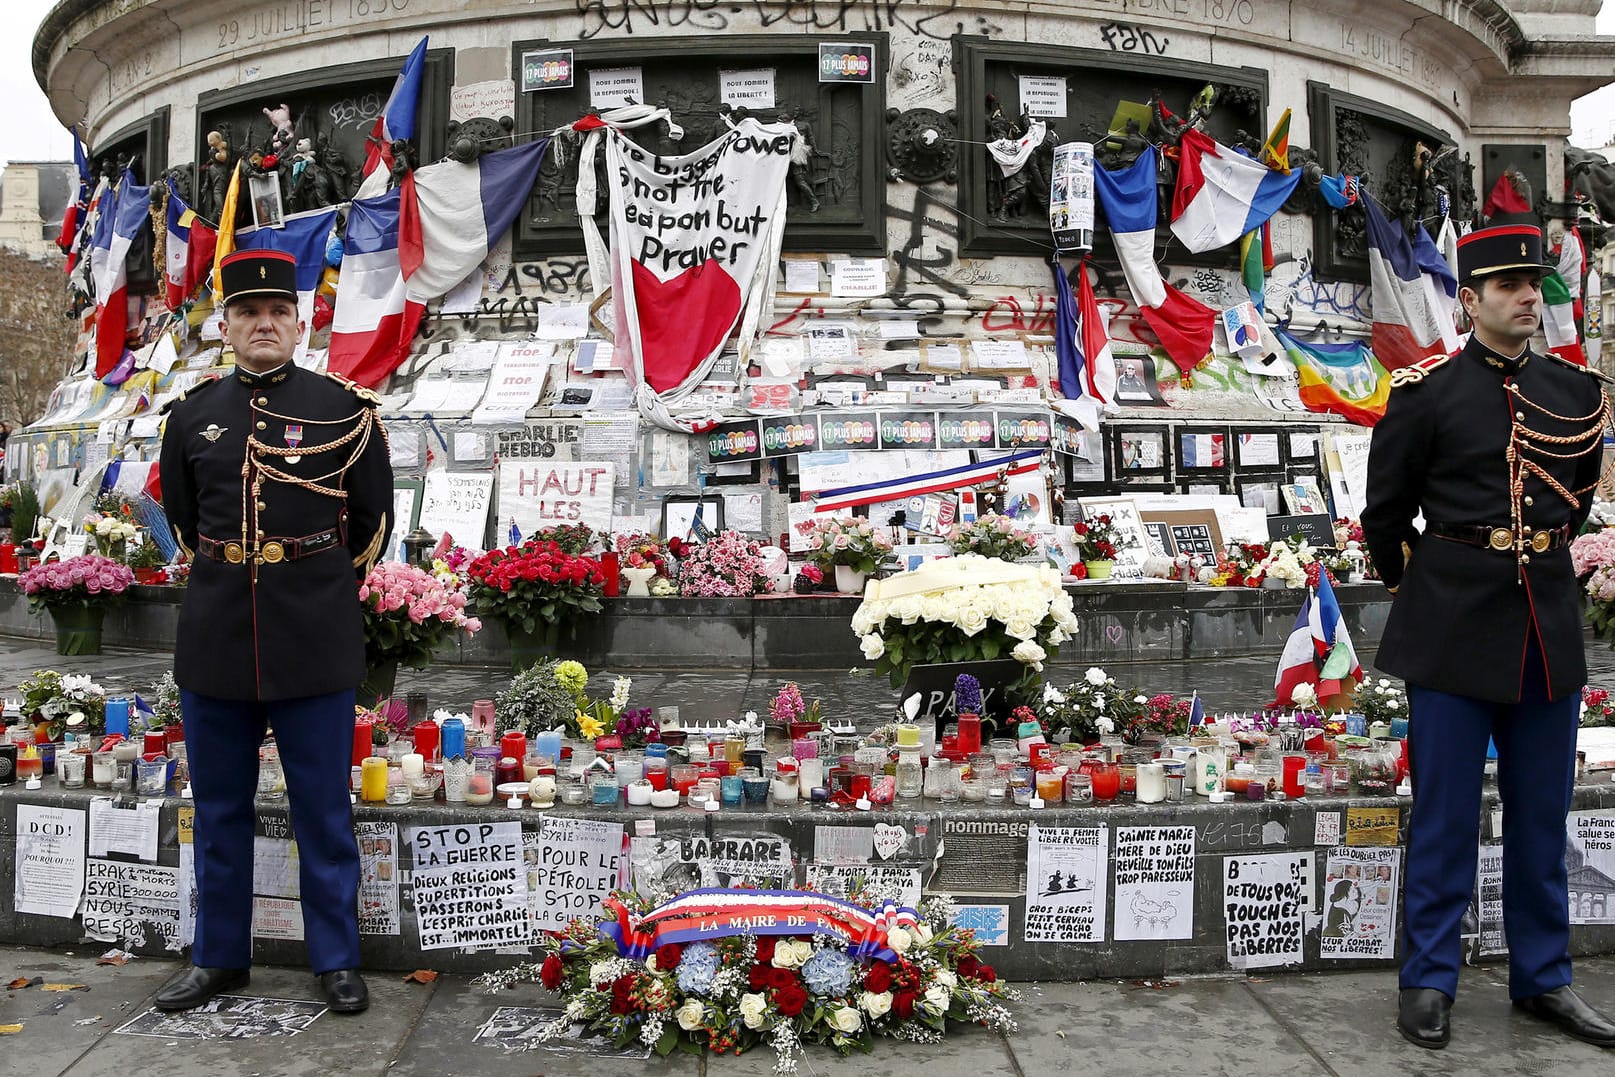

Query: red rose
left=892, top=990, right=917, bottom=1019
left=977, top=965, right=997, bottom=983
left=775, top=983, right=808, bottom=1017
left=540, top=954, right=564, bottom=989
left=769, top=967, right=796, bottom=990
left=655, top=943, right=683, bottom=970
left=755, top=937, right=776, bottom=962
left=955, top=955, right=981, bottom=980
left=863, top=962, right=894, bottom=993
left=611, top=991, right=635, bottom=1015
left=748, top=963, right=770, bottom=990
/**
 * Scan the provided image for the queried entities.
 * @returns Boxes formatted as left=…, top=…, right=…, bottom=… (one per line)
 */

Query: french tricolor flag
left=1363, top=195, right=1459, bottom=370
left=1273, top=571, right=1362, bottom=710
left=357, top=36, right=429, bottom=198
left=90, top=169, right=151, bottom=380
left=1052, top=259, right=1116, bottom=431
left=163, top=180, right=216, bottom=311
left=1170, top=129, right=1300, bottom=254
left=812, top=449, right=1043, bottom=513
left=329, top=188, right=423, bottom=388
left=1093, top=147, right=1217, bottom=377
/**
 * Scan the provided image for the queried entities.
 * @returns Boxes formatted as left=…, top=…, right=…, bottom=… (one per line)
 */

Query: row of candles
left=0, top=698, right=181, bottom=795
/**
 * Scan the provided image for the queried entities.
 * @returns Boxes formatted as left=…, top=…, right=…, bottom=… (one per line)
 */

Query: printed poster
left=1320, top=846, right=1401, bottom=960
left=1113, top=825, right=1194, bottom=941
left=357, top=821, right=400, bottom=935
left=1566, top=812, right=1615, bottom=924
left=1024, top=825, right=1108, bottom=943
left=1223, top=852, right=1309, bottom=969
left=14, top=805, right=86, bottom=917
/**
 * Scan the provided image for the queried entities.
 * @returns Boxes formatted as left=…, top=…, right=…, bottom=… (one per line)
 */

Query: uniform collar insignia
left=200, top=424, right=227, bottom=442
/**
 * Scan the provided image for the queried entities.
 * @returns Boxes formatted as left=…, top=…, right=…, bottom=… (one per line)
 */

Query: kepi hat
left=1456, top=224, right=1550, bottom=283
left=218, top=249, right=298, bottom=305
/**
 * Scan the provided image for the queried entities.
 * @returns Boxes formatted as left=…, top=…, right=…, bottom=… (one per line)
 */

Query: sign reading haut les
left=498, top=460, right=616, bottom=538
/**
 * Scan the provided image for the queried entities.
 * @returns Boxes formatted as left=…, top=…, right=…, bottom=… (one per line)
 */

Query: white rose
left=955, top=605, right=990, bottom=637
left=1134, top=695, right=1148, bottom=704
left=831, top=1005, right=863, bottom=1034
left=1096, top=716, right=1115, bottom=735
left=1049, top=626, right=1068, bottom=645
left=1290, top=683, right=1318, bottom=708
left=1012, top=641, right=1046, bottom=669
left=1003, top=618, right=1037, bottom=641
left=644, top=954, right=659, bottom=972
left=1379, top=678, right=1392, bottom=687
left=914, top=922, right=933, bottom=944
left=886, top=926, right=912, bottom=954
left=773, top=939, right=810, bottom=968
left=1085, top=667, right=1108, bottom=686
left=1386, top=698, right=1401, bottom=710
left=860, top=990, right=893, bottom=1017
left=589, top=962, right=614, bottom=986
left=677, top=998, right=706, bottom=1031
left=860, top=633, right=886, bottom=660
left=923, top=984, right=952, bottom=1013
left=892, top=595, right=923, bottom=625
left=932, top=968, right=957, bottom=990
left=851, top=607, right=879, bottom=635
left=738, top=992, right=769, bottom=1030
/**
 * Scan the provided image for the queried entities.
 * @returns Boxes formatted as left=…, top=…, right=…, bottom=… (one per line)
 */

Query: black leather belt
left=1429, top=522, right=1572, bottom=554
left=198, top=529, right=342, bottom=565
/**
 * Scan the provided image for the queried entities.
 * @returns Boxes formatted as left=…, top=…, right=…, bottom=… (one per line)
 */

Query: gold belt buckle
left=224, top=542, right=246, bottom=564
left=1531, top=530, right=1552, bottom=554
left=1488, top=528, right=1513, bottom=552
left=261, top=541, right=286, bottom=564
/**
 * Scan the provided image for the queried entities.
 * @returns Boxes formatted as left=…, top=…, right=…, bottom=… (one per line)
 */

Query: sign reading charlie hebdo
left=606, top=117, right=794, bottom=430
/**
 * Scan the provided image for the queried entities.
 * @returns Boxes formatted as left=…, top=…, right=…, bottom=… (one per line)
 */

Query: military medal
left=284, top=424, right=303, bottom=448
left=201, top=424, right=227, bottom=442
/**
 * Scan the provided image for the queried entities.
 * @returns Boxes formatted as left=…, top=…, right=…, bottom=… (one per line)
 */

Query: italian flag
left=1543, top=269, right=1585, bottom=365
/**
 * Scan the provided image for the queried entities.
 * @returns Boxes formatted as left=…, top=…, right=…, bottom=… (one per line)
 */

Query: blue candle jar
left=441, top=717, right=467, bottom=760
left=721, top=774, right=743, bottom=805
left=104, top=698, right=131, bottom=738
left=740, top=768, right=769, bottom=804
left=591, top=776, right=620, bottom=806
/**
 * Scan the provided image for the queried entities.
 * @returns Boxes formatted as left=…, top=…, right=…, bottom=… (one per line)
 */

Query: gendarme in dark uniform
left=1364, top=224, right=1615, bottom=1050
left=154, top=249, right=392, bottom=1015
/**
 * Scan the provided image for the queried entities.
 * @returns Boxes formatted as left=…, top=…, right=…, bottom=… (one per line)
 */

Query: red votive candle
left=143, top=731, right=168, bottom=757
left=957, top=714, right=982, bottom=756
left=501, top=731, right=527, bottom=763
left=352, top=719, right=374, bottom=766
left=413, top=721, right=440, bottom=762
left=1282, top=755, right=1307, bottom=799
left=601, top=551, right=621, bottom=597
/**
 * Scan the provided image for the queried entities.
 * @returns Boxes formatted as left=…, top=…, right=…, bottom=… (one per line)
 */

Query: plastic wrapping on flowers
left=475, top=892, right=1016, bottom=1074
left=850, top=554, right=1078, bottom=706
left=1572, top=527, right=1615, bottom=647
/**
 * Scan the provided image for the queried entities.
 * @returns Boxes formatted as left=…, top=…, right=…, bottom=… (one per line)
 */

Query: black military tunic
left=159, top=363, right=393, bottom=701
left=1363, top=336, right=1608, bottom=703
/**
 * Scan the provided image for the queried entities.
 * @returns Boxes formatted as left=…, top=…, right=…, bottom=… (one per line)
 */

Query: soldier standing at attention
left=154, top=249, right=392, bottom=1013
left=1365, top=224, right=1615, bottom=1050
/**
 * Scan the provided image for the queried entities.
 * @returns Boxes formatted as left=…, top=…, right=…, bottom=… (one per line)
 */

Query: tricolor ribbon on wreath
left=599, top=888, right=921, bottom=963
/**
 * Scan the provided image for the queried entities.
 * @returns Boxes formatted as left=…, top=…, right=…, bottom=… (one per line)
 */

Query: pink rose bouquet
left=19, top=554, right=135, bottom=612
left=359, top=561, right=482, bottom=669
left=677, top=530, right=775, bottom=597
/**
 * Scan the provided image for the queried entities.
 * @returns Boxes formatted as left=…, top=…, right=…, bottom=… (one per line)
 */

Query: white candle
left=1135, top=762, right=1166, bottom=803
left=401, top=754, right=424, bottom=782
left=625, top=780, right=653, bottom=806
left=798, top=758, right=823, bottom=799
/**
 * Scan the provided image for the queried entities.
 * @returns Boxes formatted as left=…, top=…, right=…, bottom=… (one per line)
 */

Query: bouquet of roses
left=359, top=561, right=482, bottom=669
left=1582, top=686, right=1615, bottom=727
left=805, top=517, right=892, bottom=575
left=20, top=669, right=107, bottom=739
left=1216, top=541, right=1269, bottom=587
left=1071, top=514, right=1135, bottom=562
left=1259, top=536, right=1315, bottom=587
left=944, top=514, right=1039, bottom=561
left=615, top=531, right=671, bottom=577
left=19, top=554, right=135, bottom=612
left=529, top=523, right=600, bottom=555
left=478, top=891, right=1015, bottom=1076
left=1121, top=692, right=1194, bottom=744
left=1039, top=667, right=1144, bottom=743
left=467, top=540, right=606, bottom=635
left=678, top=530, right=775, bottom=597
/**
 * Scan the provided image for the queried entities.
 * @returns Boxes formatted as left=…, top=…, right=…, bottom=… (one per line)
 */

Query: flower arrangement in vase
left=805, top=517, right=892, bottom=592
left=770, top=681, right=823, bottom=739
left=1070, top=515, right=1134, bottom=577
left=1039, top=667, right=1143, bottom=744
left=358, top=561, right=482, bottom=701
left=126, top=537, right=170, bottom=584
left=19, top=554, right=136, bottom=655
left=476, top=891, right=1016, bottom=1075
left=944, top=513, right=1039, bottom=561
left=677, top=530, right=775, bottom=597
left=615, top=531, right=670, bottom=596
left=468, top=540, right=606, bottom=667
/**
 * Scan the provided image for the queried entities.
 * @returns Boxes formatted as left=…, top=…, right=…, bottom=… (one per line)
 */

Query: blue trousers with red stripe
left=182, top=688, right=360, bottom=973
left=1400, top=641, right=1579, bottom=1000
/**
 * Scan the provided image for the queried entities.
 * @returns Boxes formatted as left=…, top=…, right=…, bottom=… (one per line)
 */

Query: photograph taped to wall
left=1112, top=427, right=1168, bottom=475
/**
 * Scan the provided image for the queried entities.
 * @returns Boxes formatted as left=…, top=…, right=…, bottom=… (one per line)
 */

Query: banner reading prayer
left=605, top=117, right=794, bottom=432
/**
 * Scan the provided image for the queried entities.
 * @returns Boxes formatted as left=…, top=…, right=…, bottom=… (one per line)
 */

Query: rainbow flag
left=1275, top=327, right=1390, bottom=427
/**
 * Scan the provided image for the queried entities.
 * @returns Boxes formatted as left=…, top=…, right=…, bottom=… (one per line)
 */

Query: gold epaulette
left=1541, top=349, right=1615, bottom=386
left=324, top=370, right=383, bottom=405
left=162, top=375, right=221, bottom=412
left=1388, top=353, right=1451, bottom=388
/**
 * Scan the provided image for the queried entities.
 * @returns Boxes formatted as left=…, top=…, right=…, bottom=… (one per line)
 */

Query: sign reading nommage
left=606, top=116, right=794, bottom=431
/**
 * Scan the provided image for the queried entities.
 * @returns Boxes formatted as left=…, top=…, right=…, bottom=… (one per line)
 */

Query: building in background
left=0, top=161, right=74, bottom=259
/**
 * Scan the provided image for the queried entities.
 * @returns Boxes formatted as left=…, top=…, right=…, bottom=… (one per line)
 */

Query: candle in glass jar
left=352, top=719, right=374, bottom=767
left=1035, top=767, right=1065, bottom=803
left=1135, top=761, right=1166, bottom=803
left=401, top=754, right=424, bottom=782
left=1089, top=762, right=1120, bottom=802
left=501, top=731, right=528, bottom=764
left=798, top=757, right=823, bottom=799
left=360, top=757, right=388, bottom=802
left=471, top=699, right=497, bottom=739
left=412, top=721, right=440, bottom=762
left=466, top=770, right=496, bottom=806
left=957, top=714, right=982, bottom=756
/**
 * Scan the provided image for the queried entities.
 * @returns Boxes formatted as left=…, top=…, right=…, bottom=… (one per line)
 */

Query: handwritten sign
left=498, top=460, right=615, bottom=537
left=1222, top=852, right=1309, bottom=969
left=1024, top=825, right=1108, bottom=943
left=1344, top=806, right=1400, bottom=847
left=1314, top=811, right=1342, bottom=847
left=1114, top=825, right=1195, bottom=941
left=471, top=342, right=553, bottom=425
left=1320, top=846, right=1401, bottom=959
left=410, top=822, right=530, bottom=951
left=720, top=68, right=776, bottom=108
left=83, top=859, right=182, bottom=950
left=417, top=470, right=495, bottom=551
left=530, top=817, right=625, bottom=932
left=452, top=78, right=518, bottom=120
left=804, top=864, right=921, bottom=908
left=14, top=805, right=86, bottom=917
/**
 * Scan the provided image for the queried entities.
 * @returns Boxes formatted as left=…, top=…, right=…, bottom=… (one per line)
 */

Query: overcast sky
left=2, top=0, right=1613, bottom=168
